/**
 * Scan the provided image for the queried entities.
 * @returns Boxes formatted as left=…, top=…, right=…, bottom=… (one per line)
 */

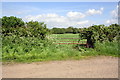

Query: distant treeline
left=50, top=24, right=120, bottom=36
left=51, top=27, right=81, bottom=34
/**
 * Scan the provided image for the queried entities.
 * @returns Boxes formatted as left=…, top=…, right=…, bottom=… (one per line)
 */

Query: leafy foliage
left=26, top=21, right=48, bottom=39
left=2, top=16, right=24, bottom=28
left=79, top=24, right=120, bottom=48
left=51, top=28, right=65, bottom=34
left=2, top=16, right=49, bottom=61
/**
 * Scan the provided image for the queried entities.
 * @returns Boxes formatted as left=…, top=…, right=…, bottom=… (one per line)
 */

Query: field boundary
left=51, top=37, right=87, bottom=47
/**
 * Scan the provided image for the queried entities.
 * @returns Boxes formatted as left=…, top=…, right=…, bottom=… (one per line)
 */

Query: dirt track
left=2, top=56, right=118, bottom=78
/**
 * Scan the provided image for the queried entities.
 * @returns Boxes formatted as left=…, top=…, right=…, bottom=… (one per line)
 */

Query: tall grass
left=95, top=41, right=119, bottom=56
left=81, top=41, right=119, bottom=57
left=2, top=41, right=82, bottom=62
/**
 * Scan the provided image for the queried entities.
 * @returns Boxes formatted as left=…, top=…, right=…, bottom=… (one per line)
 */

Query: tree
left=79, top=30, right=95, bottom=48
left=107, top=24, right=120, bottom=41
left=73, top=28, right=79, bottom=34
left=51, top=28, right=65, bottom=34
left=26, top=21, right=48, bottom=39
left=2, top=16, right=24, bottom=28
left=65, top=27, right=74, bottom=33
left=79, top=24, right=120, bottom=48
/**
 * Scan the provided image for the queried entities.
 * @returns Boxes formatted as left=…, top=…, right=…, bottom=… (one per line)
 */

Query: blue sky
left=2, top=2, right=118, bottom=28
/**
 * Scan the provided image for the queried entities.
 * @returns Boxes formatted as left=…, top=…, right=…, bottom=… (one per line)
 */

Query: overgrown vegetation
left=80, top=41, right=119, bottom=57
left=2, top=16, right=50, bottom=62
left=1, top=16, right=120, bottom=62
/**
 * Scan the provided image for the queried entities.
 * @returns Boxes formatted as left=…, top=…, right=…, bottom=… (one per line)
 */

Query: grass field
left=48, top=34, right=87, bottom=44
left=49, top=34, right=79, bottom=38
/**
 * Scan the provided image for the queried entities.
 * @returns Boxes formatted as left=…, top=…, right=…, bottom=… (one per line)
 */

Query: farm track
left=2, top=56, right=118, bottom=78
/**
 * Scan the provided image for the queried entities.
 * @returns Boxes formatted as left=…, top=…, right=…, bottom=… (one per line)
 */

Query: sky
left=2, top=2, right=119, bottom=28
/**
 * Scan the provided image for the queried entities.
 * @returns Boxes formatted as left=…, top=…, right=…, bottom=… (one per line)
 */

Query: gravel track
left=2, top=56, right=118, bottom=78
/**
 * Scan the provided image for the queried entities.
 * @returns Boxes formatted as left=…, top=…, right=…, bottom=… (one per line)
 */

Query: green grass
left=2, top=34, right=83, bottom=62
left=95, top=41, right=119, bottom=56
left=49, top=34, right=79, bottom=38
left=48, top=34, right=86, bottom=44
left=2, top=33, right=119, bottom=63
left=2, top=42, right=82, bottom=62
left=80, top=41, right=119, bottom=57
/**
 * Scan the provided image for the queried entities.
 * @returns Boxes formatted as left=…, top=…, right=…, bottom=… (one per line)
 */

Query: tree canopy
left=2, top=16, right=25, bottom=28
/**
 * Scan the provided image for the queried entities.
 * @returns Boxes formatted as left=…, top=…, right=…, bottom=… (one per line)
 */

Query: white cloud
left=23, top=8, right=105, bottom=28
left=86, top=7, right=104, bottom=15
left=24, top=13, right=68, bottom=24
left=111, top=9, right=118, bottom=19
left=105, top=7, right=118, bottom=25
left=23, top=12, right=90, bottom=28
left=106, top=19, right=117, bottom=24
left=77, top=20, right=89, bottom=25
left=67, top=11, right=86, bottom=20
left=100, top=7, right=104, bottom=11
left=117, top=5, right=119, bottom=8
